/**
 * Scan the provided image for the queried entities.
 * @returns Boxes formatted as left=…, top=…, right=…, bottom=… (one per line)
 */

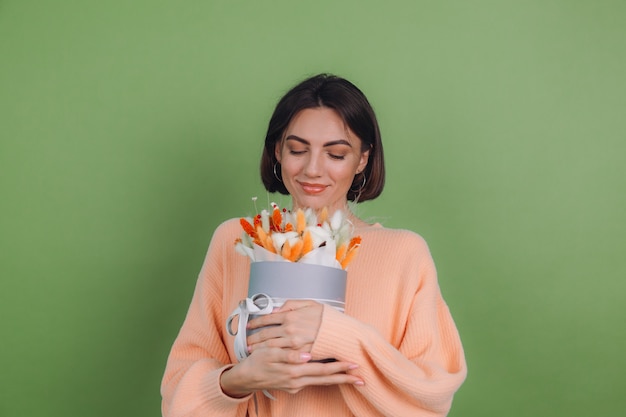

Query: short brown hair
left=260, top=74, right=385, bottom=202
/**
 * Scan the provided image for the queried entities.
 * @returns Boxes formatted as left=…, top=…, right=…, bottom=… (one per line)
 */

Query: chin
left=293, top=195, right=327, bottom=211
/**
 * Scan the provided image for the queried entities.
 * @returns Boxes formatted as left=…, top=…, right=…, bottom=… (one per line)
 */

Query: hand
left=220, top=300, right=363, bottom=397
left=246, top=300, right=323, bottom=354
left=220, top=347, right=363, bottom=397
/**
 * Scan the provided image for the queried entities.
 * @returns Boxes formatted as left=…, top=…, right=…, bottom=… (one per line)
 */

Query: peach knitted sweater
left=161, top=219, right=466, bottom=417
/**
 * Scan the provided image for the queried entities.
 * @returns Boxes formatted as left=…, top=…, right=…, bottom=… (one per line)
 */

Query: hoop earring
left=350, top=172, right=366, bottom=193
left=273, top=162, right=283, bottom=183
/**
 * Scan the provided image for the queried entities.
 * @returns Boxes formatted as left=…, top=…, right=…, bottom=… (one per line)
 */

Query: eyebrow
left=285, top=135, right=353, bottom=148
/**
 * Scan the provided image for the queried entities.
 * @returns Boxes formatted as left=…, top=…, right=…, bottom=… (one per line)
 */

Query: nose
left=303, top=152, right=322, bottom=178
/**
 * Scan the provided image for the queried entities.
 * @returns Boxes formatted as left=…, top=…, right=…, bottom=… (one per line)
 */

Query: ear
left=274, top=141, right=282, bottom=163
left=356, top=147, right=370, bottom=174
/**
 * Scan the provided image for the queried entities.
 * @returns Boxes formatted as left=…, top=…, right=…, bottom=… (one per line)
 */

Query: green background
left=1, top=1, right=624, bottom=416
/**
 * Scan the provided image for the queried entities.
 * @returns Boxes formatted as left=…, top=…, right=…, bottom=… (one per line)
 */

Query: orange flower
left=348, top=236, right=362, bottom=250
left=319, top=207, right=328, bottom=224
left=340, top=246, right=359, bottom=269
left=296, top=209, right=306, bottom=234
left=289, top=239, right=304, bottom=262
left=256, top=225, right=268, bottom=246
left=301, top=230, right=313, bottom=256
left=281, top=240, right=292, bottom=259
left=240, top=218, right=256, bottom=238
left=272, top=208, right=283, bottom=231
left=335, top=242, right=348, bottom=263
left=264, top=236, right=276, bottom=253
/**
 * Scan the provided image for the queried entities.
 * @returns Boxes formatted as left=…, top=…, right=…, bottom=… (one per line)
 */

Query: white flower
left=307, top=225, right=332, bottom=248
left=260, top=209, right=270, bottom=232
left=330, top=210, right=344, bottom=231
left=271, top=231, right=299, bottom=251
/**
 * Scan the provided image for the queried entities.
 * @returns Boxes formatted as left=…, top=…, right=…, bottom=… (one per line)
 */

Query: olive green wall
left=1, top=1, right=624, bottom=416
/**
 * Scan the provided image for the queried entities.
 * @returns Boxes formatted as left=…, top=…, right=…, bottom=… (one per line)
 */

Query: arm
left=310, top=232, right=467, bottom=416
left=160, top=221, right=250, bottom=417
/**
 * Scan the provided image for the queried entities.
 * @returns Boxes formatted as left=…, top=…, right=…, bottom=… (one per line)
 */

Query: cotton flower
left=271, top=231, right=299, bottom=252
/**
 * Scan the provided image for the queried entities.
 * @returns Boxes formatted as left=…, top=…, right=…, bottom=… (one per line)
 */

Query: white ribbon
left=226, top=293, right=279, bottom=400
left=226, top=293, right=278, bottom=362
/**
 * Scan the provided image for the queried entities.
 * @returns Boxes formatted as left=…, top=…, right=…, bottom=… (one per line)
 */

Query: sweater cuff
left=210, top=365, right=253, bottom=404
left=165, top=361, right=251, bottom=416
left=310, top=304, right=370, bottom=361
left=176, top=362, right=251, bottom=415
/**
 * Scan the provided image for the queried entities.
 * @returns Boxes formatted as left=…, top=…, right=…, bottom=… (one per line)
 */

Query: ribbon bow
left=226, top=293, right=279, bottom=400
left=226, top=293, right=277, bottom=362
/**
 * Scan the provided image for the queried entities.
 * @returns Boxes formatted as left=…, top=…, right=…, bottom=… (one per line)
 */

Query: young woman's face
left=275, top=107, right=369, bottom=213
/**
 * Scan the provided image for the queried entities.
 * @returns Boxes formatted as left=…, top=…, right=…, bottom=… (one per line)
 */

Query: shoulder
left=207, top=218, right=243, bottom=248
left=359, top=225, right=431, bottom=256
left=350, top=225, right=438, bottom=294
left=199, top=218, right=245, bottom=267
left=214, top=217, right=243, bottom=236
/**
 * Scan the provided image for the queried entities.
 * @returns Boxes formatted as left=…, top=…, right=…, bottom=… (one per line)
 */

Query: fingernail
left=247, top=345, right=252, bottom=353
left=300, top=353, right=311, bottom=361
left=348, top=364, right=359, bottom=370
left=354, top=380, right=364, bottom=386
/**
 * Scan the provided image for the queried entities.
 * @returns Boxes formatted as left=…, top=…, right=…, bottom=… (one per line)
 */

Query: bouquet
left=234, top=203, right=361, bottom=269
left=227, top=202, right=361, bottom=363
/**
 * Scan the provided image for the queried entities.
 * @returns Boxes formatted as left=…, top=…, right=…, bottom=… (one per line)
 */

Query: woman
left=161, top=74, right=467, bottom=416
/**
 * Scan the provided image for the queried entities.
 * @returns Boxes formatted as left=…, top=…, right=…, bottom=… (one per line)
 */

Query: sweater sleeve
left=160, top=221, right=250, bottom=417
left=310, top=231, right=467, bottom=417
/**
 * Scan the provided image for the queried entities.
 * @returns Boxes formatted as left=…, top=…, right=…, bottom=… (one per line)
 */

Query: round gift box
left=247, top=261, right=347, bottom=363
left=248, top=261, right=347, bottom=308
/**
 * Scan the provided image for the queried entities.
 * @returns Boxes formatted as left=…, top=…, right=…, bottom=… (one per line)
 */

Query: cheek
left=332, top=165, right=357, bottom=184
left=280, top=158, right=300, bottom=178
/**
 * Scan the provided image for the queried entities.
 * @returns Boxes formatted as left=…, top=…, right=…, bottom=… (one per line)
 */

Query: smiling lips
left=298, top=181, right=328, bottom=194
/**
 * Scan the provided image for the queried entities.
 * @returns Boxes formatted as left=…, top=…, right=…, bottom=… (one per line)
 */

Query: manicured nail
left=348, top=364, right=359, bottom=370
left=354, top=380, right=364, bottom=386
left=300, top=353, right=311, bottom=361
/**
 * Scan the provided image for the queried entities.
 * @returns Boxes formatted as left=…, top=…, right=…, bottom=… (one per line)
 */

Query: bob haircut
left=260, top=73, right=385, bottom=202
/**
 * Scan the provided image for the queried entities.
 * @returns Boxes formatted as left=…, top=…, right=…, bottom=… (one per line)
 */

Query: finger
left=248, top=329, right=312, bottom=351
left=246, top=323, right=284, bottom=345
left=296, top=372, right=365, bottom=388
left=303, top=361, right=361, bottom=376
left=253, top=347, right=312, bottom=363
left=276, top=299, right=319, bottom=312
left=288, top=350, right=313, bottom=364
left=249, top=338, right=313, bottom=354
left=245, top=346, right=309, bottom=363
left=273, top=352, right=360, bottom=374
left=278, top=351, right=362, bottom=375
left=248, top=313, right=284, bottom=330
left=248, top=312, right=308, bottom=336
left=249, top=301, right=322, bottom=329
left=276, top=370, right=364, bottom=394
left=283, top=360, right=364, bottom=384
left=250, top=321, right=316, bottom=348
